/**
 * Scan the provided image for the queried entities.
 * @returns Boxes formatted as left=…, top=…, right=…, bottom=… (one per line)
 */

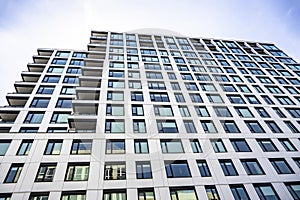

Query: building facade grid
left=0, top=30, right=300, bottom=199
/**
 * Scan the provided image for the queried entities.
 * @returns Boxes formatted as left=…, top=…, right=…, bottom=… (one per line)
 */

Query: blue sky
left=0, top=0, right=300, bottom=104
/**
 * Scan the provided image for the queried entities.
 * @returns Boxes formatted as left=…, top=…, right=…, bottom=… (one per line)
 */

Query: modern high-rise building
left=0, top=29, right=300, bottom=200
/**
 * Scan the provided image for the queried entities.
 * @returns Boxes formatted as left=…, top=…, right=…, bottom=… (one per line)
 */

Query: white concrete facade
left=0, top=30, right=300, bottom=199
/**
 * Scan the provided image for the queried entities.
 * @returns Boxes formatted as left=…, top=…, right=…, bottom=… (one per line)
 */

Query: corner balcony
left=68, top=115, right=97, bottom=131
left=21, top=71, right=41, bottom=82
left=32, top=55, right=50, bottom=64
left=90, top=38, right=107, bottom=45
left=87, top=44, right=106, bottom=52
left=14, top=82, right=35, bottom=94
left=37, top=49, right=54, bottom=56
left=72, top=100, right=99, bottom=115
left=76, top=88, right=100, bottom=100
left=82, top=67, right=102, bottom=77
left=91, top=31, right=108, bottom=38
left=79, top=77, right=101, bottom=88
left=0, top=107, right=20, bottom=124
left=27, top=63, right=46, bottom=72
left=87, top=52, right=106, bottom=60
left=6, top=93, right=29, bottom=107
left=85, top=59, right=104, bottom=68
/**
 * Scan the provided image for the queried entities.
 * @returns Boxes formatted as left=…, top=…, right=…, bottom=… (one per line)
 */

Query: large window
left=0, top=140, right=11, bottom=156
left=184, top=120, right=197, bottom=133
left=161, top=140, right=184, bottom=153
left=60, top=87, right=76, bottom=95
left=109, top=70, right=125, bottom=78
left=189, top=93, right=203, bottom=103
left=227, top=95, right=245, bottom=104
left=255, top=107, right=270, bottom=118
left=37, top=86, right=55, bottom=94
left=279, top=139, right=297, bottom=151
left=175, top=93, right=185, bottom=102
left=230, top=139, right=251, bottom=152
left=170, top=187, right=197, bottom=200
left=35, top=163, right=56, bottom=182
left=219, top=159, right=238, bottom=176
left=230, top=184, right=250, bottom=200
left=272, top=107, right=286, bottom=118
left=50, top=113, right=70, bottom=123
left=132, top=104, right=144, bottom=116
left=211, top=140, right=227, bottom=153
left=17, top=140, right=33, bottom=155
left=241, top=159, right=264, bottom=175
left=65, top=163, right=89, bottom=181
left=19, top=127, right=38, bottom=133
left=106, top=140, right=125, bottom=154
left=146, top=72, right=163, bottom=79
left=254, top=184, right=279, bottom=200
left=201, top=120, right=217, bottom=133
left=221, top=121, right=240, bottom=133
left=24, top=112, right=44, bottom=124
left=42, top=76, right=60, bottom=83
left=52, top=59, right=67, bottom=65
left=197, top=160, right=211, bottom=177
left=221, top=84, right=237, bottom=92
left=129, top=81, right=142, bottom=89
left=214, top=107, right=232, bottom=117
left=190, top=139, right=202, bottom=153
left=257, top=139, right=278, bottom=152
left=285, top=182, right=300, bottom=199
left=138, top=188, right=155, bottom=200
left=131, top=92, right=144, bottom=101
left=207, top=94, right=224, bottom=103
left=285, top=121, right=299, bottom=133
left=165, top=160, right=191, bottom=178
left=286, top=108, right=300, bottom=118
left=103, top=190, right=126, bottom=200
left=63, top=77, right=79, bottom=84
left=178, top=106, right=190, bottom=117
left=29, top=192, right=49, bottom=200
left=195, top=106, right=210, bottom=117
left=107, top=91, right=124, bottom=101
left=133, top=119, right=146, bottom=133
left=276, top=96, right=295, bottom=105
left=56, top=51, right=70, bottom=57
left=4, top=163, right=23, bottom=183
left=104, top=162, right=126, bottom=180
left=105, top=120, right=125, bottom=133
left=265, top=121, right=282, bottom=133
left=185, top=83, right=198, bottom=91
left=136, top=161, right=152, bottom=179
left=245, top=121, right=265, bottom=133
left=61, top=191, right=86, bottom=200
left=205, top=185, right=220, bottom=200
left=245, top=96, right=260, bottom=104
left=69, top=59, right=84, bottom=66
left=108, top=80, right=125, bottom=88
left=269, top=158, right=294, bottom=174
left=106, top=104, right=124, bottom=116
left=67, top=67, right=82, bottom=74
left=30, top=98, right=50, bottom=108
left=157, top=120, right=178, bottom=133
left=134, top=139, right=149, bottom=154
left=150, top=92, right=169, bottom=102
left=71, top=140, right=92, bottom=154
left=56, top=99, right=73, bottom=108
left=44, top=140, right=62, bottom=155
left=73, top=52, right=86, bottom=58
